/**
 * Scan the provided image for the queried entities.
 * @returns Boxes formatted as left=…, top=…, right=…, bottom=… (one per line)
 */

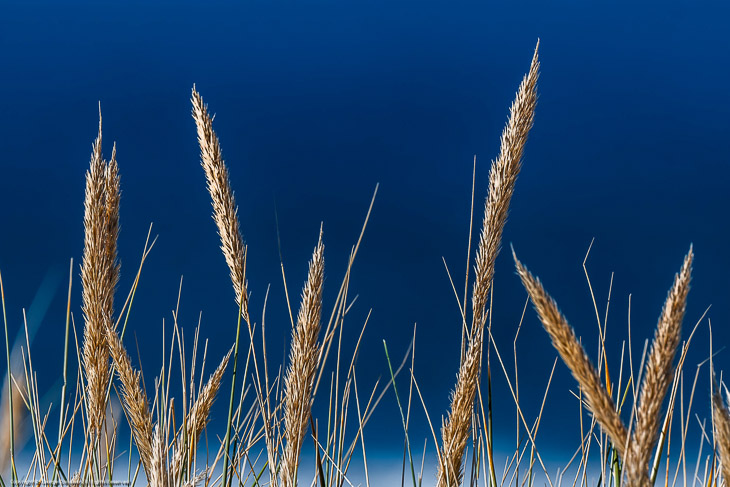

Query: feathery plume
left=81, top=112, right=120, bottom=434
left=68, top=470, right=82, bottom=486
left=191, top=87, right=249, bottom=320
left=172, top=347, right=233, bottom=481
left=626, top=247, right=693, bottom=486
left=437, top=41, right=539, bottom=487
left=513, top=252, right=629, bottom=457
left=149, top=425, right=170, bottom=487
left=104, top=143, right=121, bottom=317
left=279, top=231, right=325, bottom=487
left=713, top=389, right=730, bottom=485
left=470, top=43, right=539, bottom=332
left=105, top=326, right=154, bottom=474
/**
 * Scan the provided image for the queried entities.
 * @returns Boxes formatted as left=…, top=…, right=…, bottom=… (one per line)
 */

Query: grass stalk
left=191, top=85, right=250, bottom=487
left=383, top=340, right=417, bottom=487
left=52, top=259, right=74, bottom=483
left=222, top=298, right=244, bottom=487
left=438, top=41, right=539, bottom=487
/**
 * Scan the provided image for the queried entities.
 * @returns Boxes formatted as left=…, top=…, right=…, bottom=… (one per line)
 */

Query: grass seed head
left=437, top=41, right=539, bottom=487
left=280, top=232, right=325, bottom=487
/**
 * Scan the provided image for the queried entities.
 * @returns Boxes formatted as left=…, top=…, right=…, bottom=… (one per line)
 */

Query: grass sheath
left=437, top=41, right=539, bottom=487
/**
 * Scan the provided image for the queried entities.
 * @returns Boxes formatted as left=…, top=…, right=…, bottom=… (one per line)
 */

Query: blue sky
left=1, top=0, right=729, bottom=481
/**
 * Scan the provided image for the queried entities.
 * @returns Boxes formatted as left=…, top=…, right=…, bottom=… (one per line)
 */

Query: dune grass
left=0, top=42, right=727, bottom=487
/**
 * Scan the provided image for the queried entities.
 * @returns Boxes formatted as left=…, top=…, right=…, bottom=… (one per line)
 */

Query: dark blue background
left=1, top=0, right=729, bottom=479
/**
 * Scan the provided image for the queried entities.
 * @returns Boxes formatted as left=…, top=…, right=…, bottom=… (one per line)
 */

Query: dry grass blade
left=81, top=112, right=120, bottom=435
left=626, top=247, right=693, bottom=486
left=280, top=231, right=325, bottom=487
left=105, top=326, right=154, bottom=475
left=712, top=390, right=730, bottom=484
left=172, top=347, right=233, bottom=480
left=191, top=86, right=249, bottom=320
left=437, top=41, right=539, bottom=487
left=512, top=251, right=629, bottom=458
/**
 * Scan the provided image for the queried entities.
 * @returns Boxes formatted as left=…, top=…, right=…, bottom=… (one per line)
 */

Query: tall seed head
left=81, top=113, right=120, bottom=435
left=191, top=87, right=249, bottom=320
left=280, top=231, right=325, bottom=487
left=626, top=247, right=693, bottom=486
left=437, top=42, right=539, bottom=487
